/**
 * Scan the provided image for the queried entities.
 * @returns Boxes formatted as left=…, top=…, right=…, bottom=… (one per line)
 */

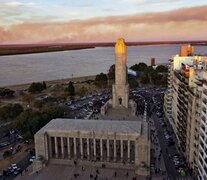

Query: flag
left=128, top=68, right=137, bottom=76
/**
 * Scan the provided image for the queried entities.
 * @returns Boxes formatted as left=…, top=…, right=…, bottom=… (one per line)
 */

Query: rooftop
left=36, top=118, right=146, bottom=136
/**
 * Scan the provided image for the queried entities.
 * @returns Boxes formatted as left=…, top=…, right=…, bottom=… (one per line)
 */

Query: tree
left=28, top=82, right=45, bottom=93
left=67, top=81, right=75, bottom=96
left=3, top=149, right=13, bottom=158
left=0, top=103, right=23, bottom=122
left=0, top=88, right=14, bottom=98
left=108, top=64, right=115, bottom=80
left=42, top=105, right=65, bottom=120
left=140, top=75, right=150, bottom=84
left=156, top=65, right=168, bottom=73
left=130, top=63, right=148, bottom=72
left=94, top=73, right=108, bottom=87
left=42, top=81, right=47, bottom=89
left=14, top=110, right=42, bottom=139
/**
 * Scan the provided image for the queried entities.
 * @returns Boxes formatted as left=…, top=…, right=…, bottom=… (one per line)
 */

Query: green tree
left=0, top=88, right=15, bottom=98
left=0, top=103, right=23, bottom=121
left=140, top=75, right=150, bottom=84
left=67, top=81, right=75, bottom=96
left=28, top=82, right=45, bottom=93
left=42, top=81, right=47, bottom=89
left=3, top=149, right=13, bottom=158
left=130, top=63, right=148, bottom=72
left=94, top=73, right=108, bottom=88
left=108, top=64, right=115, bottom=80
left=42, top=105, right=65, bottom=120
left=15, top=110, right=42, bottom=139
left=156, top=65, right=168, bottom=73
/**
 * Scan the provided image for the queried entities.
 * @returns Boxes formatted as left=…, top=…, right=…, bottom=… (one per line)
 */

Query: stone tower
left=112, top=38, right=129, bottom=108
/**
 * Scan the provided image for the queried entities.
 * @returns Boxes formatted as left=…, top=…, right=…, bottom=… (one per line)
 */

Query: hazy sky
left=0, top=0, right=207, bottom=44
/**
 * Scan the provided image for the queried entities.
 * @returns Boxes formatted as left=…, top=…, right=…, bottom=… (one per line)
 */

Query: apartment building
left=198, top=71, right=207, bottom=180
left=164, top=45, right=207, bottom=176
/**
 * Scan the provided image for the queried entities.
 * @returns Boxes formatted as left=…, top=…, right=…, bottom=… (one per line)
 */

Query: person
left=114, top=172, right=117, bottom=177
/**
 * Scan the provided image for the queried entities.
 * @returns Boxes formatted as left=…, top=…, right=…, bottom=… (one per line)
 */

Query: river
left=0, top=44, right=206, bottom=87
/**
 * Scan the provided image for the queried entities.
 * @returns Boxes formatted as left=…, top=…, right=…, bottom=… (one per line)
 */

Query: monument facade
left=34, top=119, right=150, bottom=176
left=112, top=38, right=129, bottom=108
left=33, top=38, right=150, bottom=177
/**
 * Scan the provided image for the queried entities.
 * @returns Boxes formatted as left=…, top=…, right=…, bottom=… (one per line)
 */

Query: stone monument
left=112, top=38, right=129, bottom=108
left=101, top=38, right=137, bottom=118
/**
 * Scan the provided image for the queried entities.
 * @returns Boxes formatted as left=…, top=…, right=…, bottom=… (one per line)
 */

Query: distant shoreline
left=0, top=41, right=207, bottom=56
left=0, top=45, right=95, bottom=56
left=2, top=75, right=96, bottom=91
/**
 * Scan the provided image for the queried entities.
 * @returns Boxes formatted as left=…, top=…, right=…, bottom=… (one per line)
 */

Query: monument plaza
left=34, top=38, right=150, bottom=177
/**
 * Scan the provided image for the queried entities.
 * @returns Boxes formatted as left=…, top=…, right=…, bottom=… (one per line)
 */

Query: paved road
left=153, top=114, right=179, bottom=180
left=2, top=153, right=33, bottom=180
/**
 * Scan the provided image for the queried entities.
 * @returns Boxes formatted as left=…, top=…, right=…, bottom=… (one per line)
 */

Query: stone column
left=93, top=138, right=96, bottom=160
left=121, top=140, right=123, bottom=162
left=44, top=134, right=49, bottom=160
left=100, top=139, right=103, bottom=161
left=49, top=137, right=52, bottom=158
left=107, top=139, right=109, bottom=161
left=80, top=138, right=83, bottom=159
left=87, top=138, right=90, bottom=160
left=127, top=140, right=130, bottom=163
left=74, top=137, right=77, bottom=159
left=61, top=137, right=64, bottom=158
left=114, top=140, right=116, bottom=162
left=67, top=137, right=70, bottom=159
left=54, top=137, right=58, bottom=158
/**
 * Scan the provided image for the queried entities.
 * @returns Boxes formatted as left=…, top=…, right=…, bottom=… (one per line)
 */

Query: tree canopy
left=94, top=73, right=108, bottom=87
left=66, top=81, right=75, bottom=96
left=28, top=82, right=47, bottom=93
left=156, top=65, right=168, bottom=73
left=0, top=103, right=23, bottom=122
left=108, top=64, right=115, bottom=80
left=14, top=106, right=65, bottom=139
left=0, top=88, right=15, bottom=98
left=130, top=63, right=148, bottom=72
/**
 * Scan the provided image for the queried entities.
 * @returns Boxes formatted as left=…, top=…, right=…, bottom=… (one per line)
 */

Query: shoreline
left=2, top=75, right=96, bottom=91
left=0, top=46, right=95, bottom=56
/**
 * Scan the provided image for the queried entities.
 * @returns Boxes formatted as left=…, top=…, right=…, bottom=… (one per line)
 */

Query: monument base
left=101, top=99, right=137, bottom=120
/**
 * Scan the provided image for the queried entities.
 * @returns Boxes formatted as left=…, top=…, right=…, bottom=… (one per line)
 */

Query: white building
left=198, top=71, right=207, bottom=180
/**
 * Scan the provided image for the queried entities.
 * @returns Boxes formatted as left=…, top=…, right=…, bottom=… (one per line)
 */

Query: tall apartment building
left=164, top=45, right=207, bottom=176
left=198, top=71, right=207, bottom=180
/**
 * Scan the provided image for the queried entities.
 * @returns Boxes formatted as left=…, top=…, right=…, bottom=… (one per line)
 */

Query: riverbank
left=3, top=75, right=96, bottom=91
left=0, top=45, right=95, bottom=56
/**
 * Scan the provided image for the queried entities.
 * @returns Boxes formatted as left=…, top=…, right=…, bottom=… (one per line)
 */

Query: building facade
left=34, top=119, right=150, bottom=176
left=164, top=45, right=207, bottom=176
left=198, top=71, right=207, bottom=180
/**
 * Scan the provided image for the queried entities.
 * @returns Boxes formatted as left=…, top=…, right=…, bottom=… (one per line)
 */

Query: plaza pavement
left=15, top=164, right=147, bottom=180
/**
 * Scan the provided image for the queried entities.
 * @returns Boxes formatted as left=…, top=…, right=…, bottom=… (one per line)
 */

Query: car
left=29, top=156, right=36, bottom=162
left=14, top=168, right=22, bottom=175
left=11, top=164, right=17, bottom=170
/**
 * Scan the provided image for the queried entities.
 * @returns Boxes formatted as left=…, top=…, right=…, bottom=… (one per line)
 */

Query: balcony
left=202, top=99, right=207, bottom=107
left=202, top=107, right=207, bottom=114
left=203, top=90, right=207, bottom=97
left=201, top=116, right=206, bottom=124
left=201, top=125, right=206, bottom=134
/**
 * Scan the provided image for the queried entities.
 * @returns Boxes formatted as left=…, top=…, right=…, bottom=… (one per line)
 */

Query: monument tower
left=112, top=38, right=129, bottom=108
left=101, top=38, right=136, bottom=117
